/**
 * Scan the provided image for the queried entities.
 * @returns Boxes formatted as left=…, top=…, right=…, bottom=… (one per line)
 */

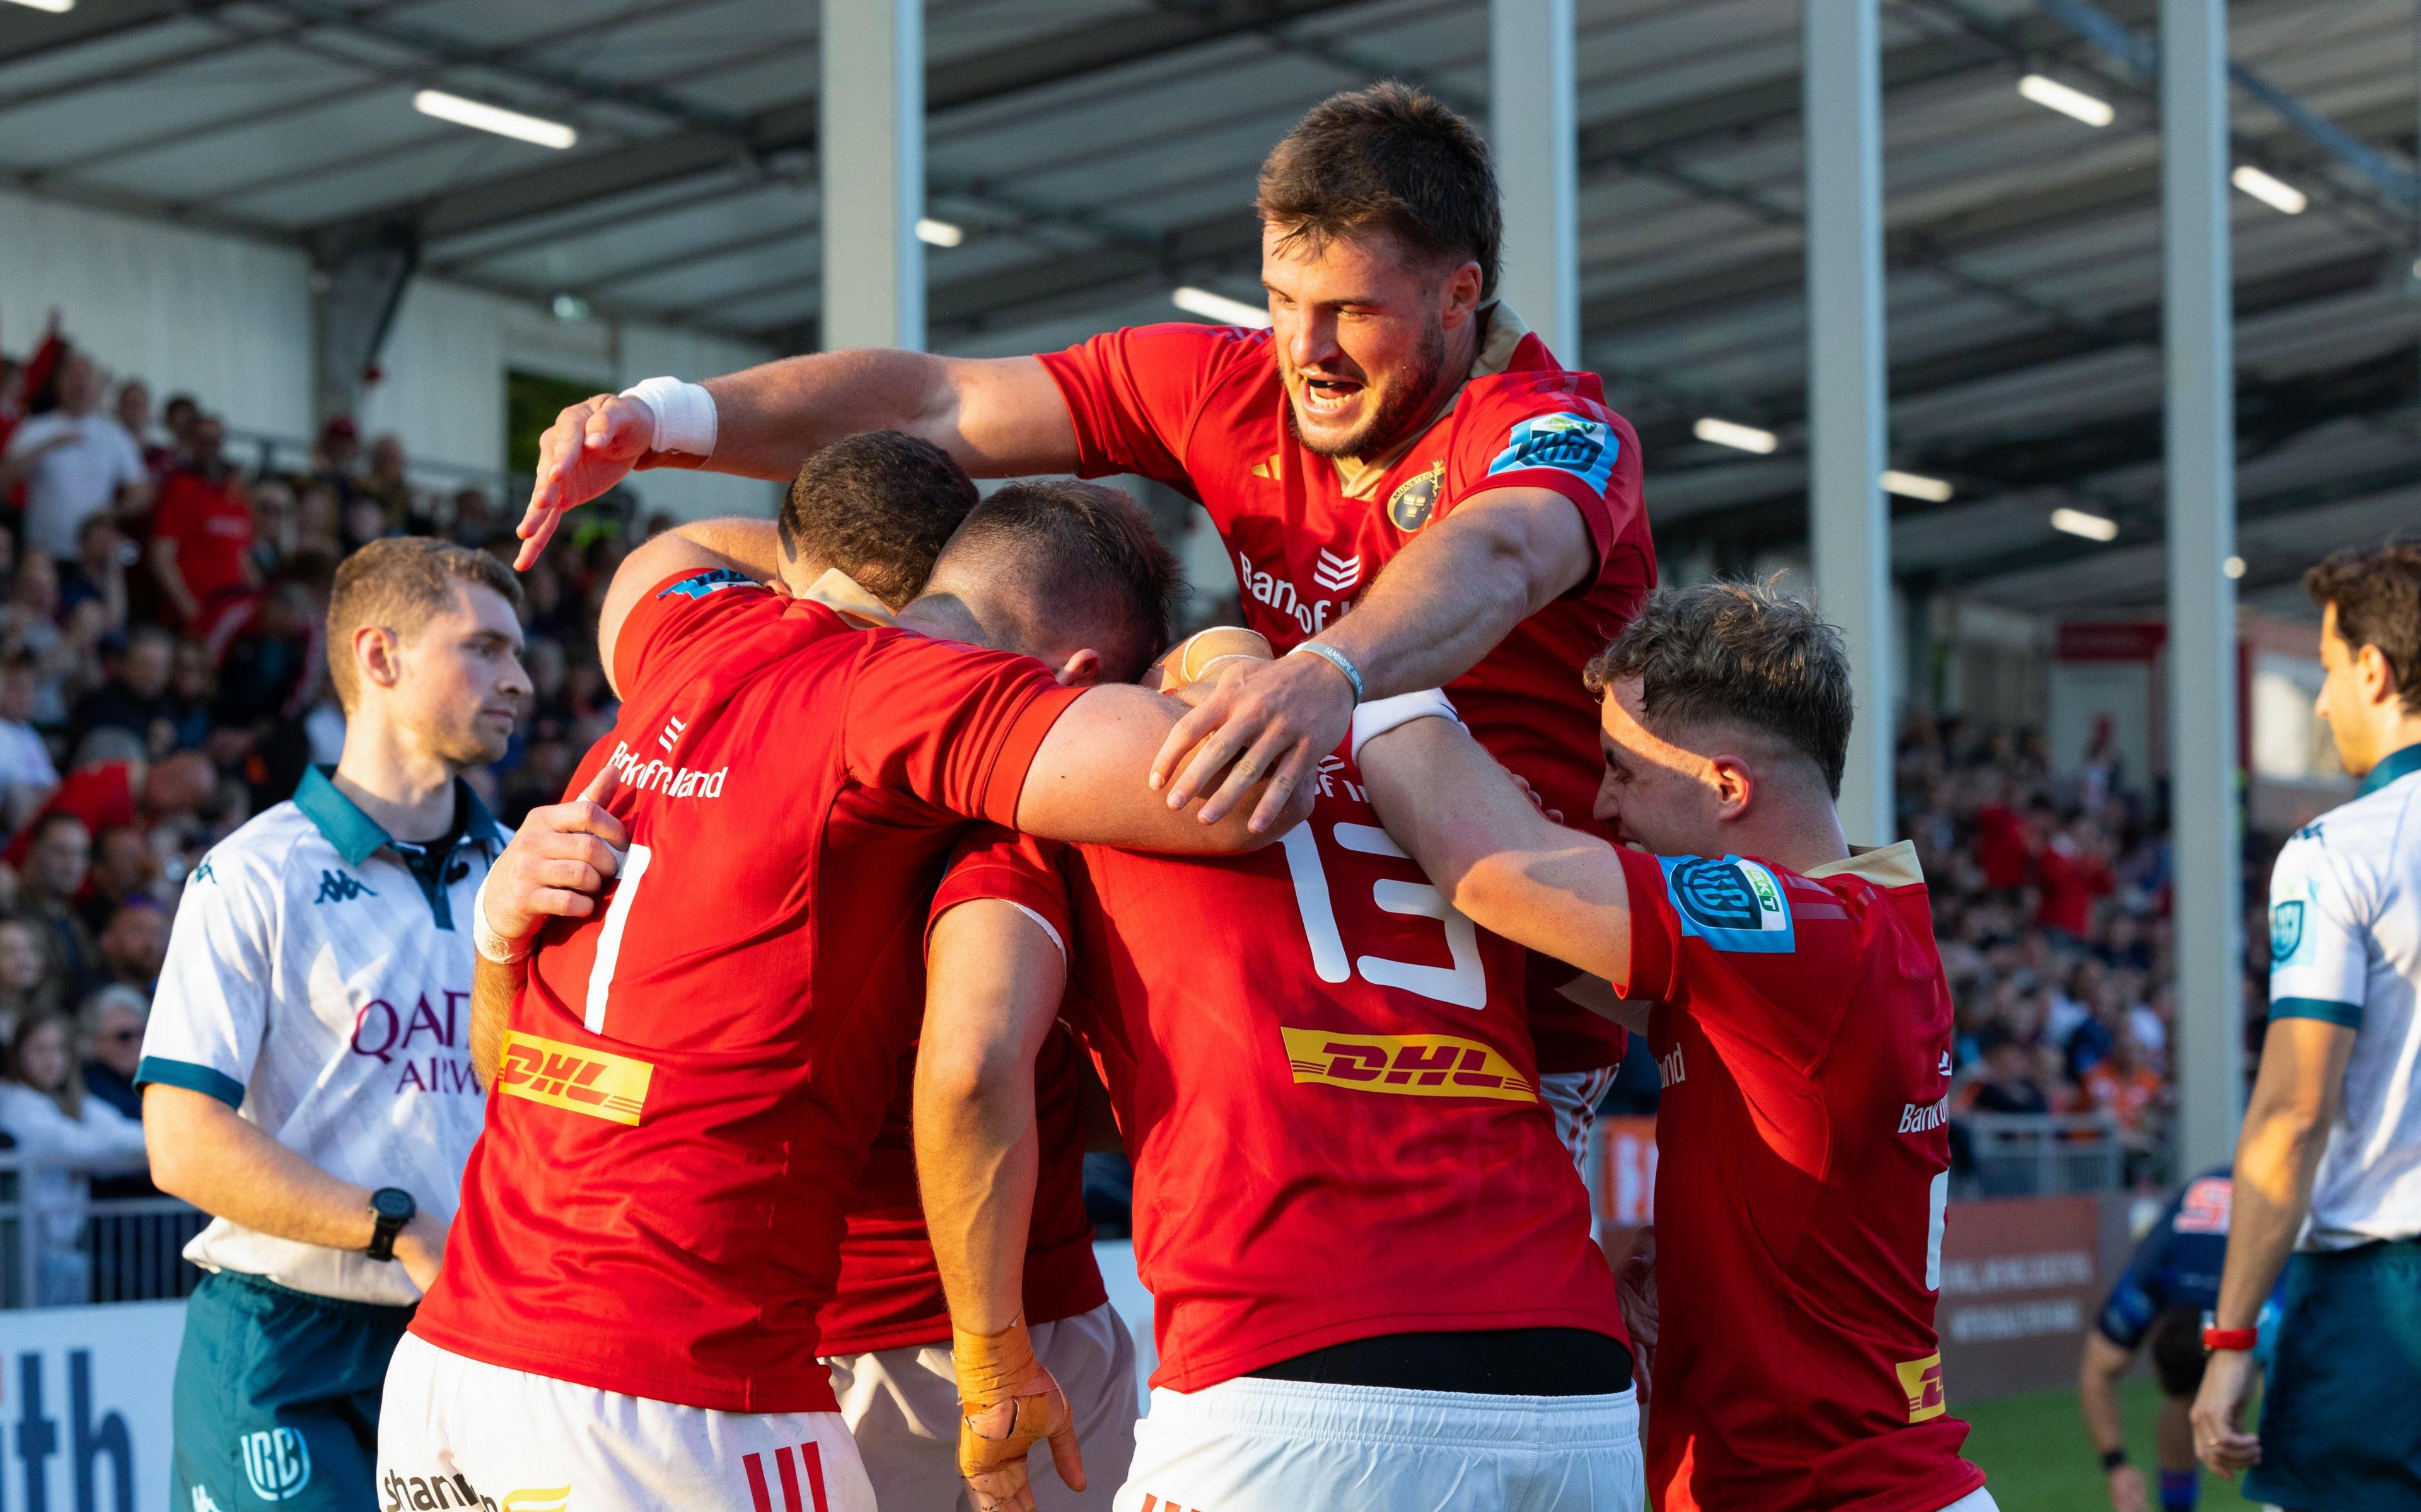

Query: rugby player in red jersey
left=378, top=483, right=1300, bottom=1512
left=511, top=82, right=1654, bottom=1131
left=910, top=641, right=1638, bottom=1512
left=1350, top=581, right=1994, bottom=1512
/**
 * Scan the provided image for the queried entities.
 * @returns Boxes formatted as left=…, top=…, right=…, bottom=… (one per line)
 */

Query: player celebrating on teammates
left=911, top=624, right=1635, bottom=1512
left=139, top=539, right=528, bottom=1512
left=2192, top=543, right=2421, bottom=1507
left=515, top=81, right=1654, bottom=1137
left=384, top=485, right=1296, bottom=1512
left=1350, top=580, right=1991, bottom=1512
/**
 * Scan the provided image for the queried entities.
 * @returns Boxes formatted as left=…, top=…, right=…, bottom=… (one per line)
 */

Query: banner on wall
left=0, top=1300, right=182, bottom=1512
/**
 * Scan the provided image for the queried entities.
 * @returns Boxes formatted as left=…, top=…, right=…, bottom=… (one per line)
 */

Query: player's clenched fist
left=477, top=763, right=628, bottom=945
left=955, top=1317, right=1086, bottom=1512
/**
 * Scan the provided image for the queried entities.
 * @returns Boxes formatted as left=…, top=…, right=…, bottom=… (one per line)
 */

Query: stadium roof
left=3, top=0, right=2415, bottom=616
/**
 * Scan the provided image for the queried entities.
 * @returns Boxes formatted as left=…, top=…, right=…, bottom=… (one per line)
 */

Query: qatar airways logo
left=604, top=739, right=729, bottom=799
left=1236, top=548, right=1357, bottom=635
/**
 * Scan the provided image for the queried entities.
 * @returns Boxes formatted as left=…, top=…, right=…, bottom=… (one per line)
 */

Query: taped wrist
left=471, top=875, right=531, bottom=965
left=953, top=1315, right=1043, bottom=1407
left=618, top=376, right=718, bottom=457
left=1349, top=688, right=1461, bottom=765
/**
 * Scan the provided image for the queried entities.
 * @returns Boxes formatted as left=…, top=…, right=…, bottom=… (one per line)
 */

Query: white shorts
left=821, top=1301, right=1138, bottom=1511
left=377, top=1333, right=876, bottom=1512
left=1117, top=1375, right=1643, bottom=1512
left=1540, top=1067, right=1617, bottom=1175
left=1937, top=1491, right=2002, bottom=1512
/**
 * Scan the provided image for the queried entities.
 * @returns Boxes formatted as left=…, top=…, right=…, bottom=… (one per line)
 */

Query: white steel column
left=2163, top=0, right=2243, bottom=1174
left=1803, top=0, right=1893, bottom=844
left=1490, top=0, right=1578, bottom=358
left=820, top=0, right=924, bottom=350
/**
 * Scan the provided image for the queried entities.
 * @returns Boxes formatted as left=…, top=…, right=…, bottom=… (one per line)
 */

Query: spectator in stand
left=311, top=414, right=362, bottom=503
left=450, top=487, right=494, bottom=546
left=151, top=414, right=258, bottom=647
left=2083, top=1030, right=2168, bottom=1171
left=361, top=432, right=411, bottom=526
left=73, top=625, right=177, bottom=756
left=20, top=812, right=98, bottom=999
left=1966, top=1027, right=2054, bottom=1116
left=0, top=917, right=63, bottom=1040
left=166, top=638, right=216, bottom=753
left=115, top=379, right=154, bottom=463
left=159, top=393, right=200, bottom=471
left=81, top=984, right=148, bottom=1121
left=0, top=353, right=154, bottom=563
left=2038, top=809, right=2116, bottom=945
left=0, top=650, right=59, bottom=828
left=293, top=479, right=344, bottom=561
left=94, top=901, right=167, bottom=996
left=79, top=824, right=161, bottom=934
left=0, top=1010, right=149, bottom=1304
left=62, top=514, right=131, bottom=634
left=249, top=476, right=296, bottom=574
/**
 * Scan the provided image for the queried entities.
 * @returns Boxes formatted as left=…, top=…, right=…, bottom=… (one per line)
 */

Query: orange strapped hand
left=955, top=1316, right=1087, bottom=1512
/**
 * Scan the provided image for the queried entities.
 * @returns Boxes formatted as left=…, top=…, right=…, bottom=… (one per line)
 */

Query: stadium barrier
left=0, top=1157, right=209, bottom=1310
left=1956, top=1112, right=2124, bottom=1199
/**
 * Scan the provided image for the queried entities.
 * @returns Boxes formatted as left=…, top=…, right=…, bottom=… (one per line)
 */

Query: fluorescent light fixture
left=1881, top=470, right=1954, bottom=503
left=2231, top=164, right=2306, bottom=214
left=2224, top=555, right=2247, bottom=579
left=1171, top=286, right=1272, bottom=328
left=550, top=292, right=591, bottom=322
left=2018, top=74, right=2114, bottom=127
left=3, top=0, right=76, bottom=13
left=915, top=217, right=964, bottom=248
left=1693, top=417, right=1779, bottom=454
left=2050, top=507, right=2120, bottom=543
left=414, top=89, right=577, bottom=150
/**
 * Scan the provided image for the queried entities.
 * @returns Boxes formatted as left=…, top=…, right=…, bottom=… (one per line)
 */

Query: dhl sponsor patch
left=1896, top=1352, right=1948, bottom=1422
left=1280, top=1028, right=1535, bottom=1102
left=499, top=1031, right=652, bottom=1126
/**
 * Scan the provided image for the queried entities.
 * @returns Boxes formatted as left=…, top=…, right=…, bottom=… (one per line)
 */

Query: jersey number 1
left=584, top=843, right=655, bottom=1034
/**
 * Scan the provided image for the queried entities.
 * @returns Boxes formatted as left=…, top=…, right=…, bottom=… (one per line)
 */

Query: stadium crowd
left=0, top=325, right=639, bottom=1303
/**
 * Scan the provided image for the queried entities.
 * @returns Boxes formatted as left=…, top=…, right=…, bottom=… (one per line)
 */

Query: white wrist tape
left=1350, top=688, right=1461, bottom=765
left=471, top=874, right=533, bottom=966
left=618, top=376, right=718, bottom=458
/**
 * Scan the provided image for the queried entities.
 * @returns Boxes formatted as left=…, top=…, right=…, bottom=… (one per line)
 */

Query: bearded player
left=379, top=485, right=1297, bottom=1512
left=911, top=633, right=1637, bottom=1512
left=514, top=81, right=1653, bottom=1148
left=1351, top=581, right=1992, bottom=1512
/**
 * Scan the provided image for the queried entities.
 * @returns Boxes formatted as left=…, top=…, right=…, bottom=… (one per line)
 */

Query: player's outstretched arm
left=1016, top=683, right=1314, bottom=850
left=517, top=352, right=1078, bottom=568
left=917, top=897, right=1087, bottom=1512
left=1357, top=711, right=1634, bottom=987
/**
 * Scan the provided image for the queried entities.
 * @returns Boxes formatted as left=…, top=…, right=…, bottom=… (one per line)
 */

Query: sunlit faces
left=387, top=582, right=531, bottom=768
left=1261, top=221, right=1480, bottom=460
left=2314, top=601, right=2395, bottom=778
left=1591, top=678, right=1732, bottom=857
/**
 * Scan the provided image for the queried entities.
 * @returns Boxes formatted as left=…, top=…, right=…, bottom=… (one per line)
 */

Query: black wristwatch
left=2100, top=1446, right=2129, bottom=1472
left=366, top=1187, right=416, bottom=1262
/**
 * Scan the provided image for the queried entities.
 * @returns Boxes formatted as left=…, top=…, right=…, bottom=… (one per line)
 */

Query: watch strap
left=2202, top=1325, right=2258, bottom=1352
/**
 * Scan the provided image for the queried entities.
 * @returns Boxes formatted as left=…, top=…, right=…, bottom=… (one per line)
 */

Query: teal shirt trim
left=134, top=1054, right=245, bottom=1108
left=290, top=765, right=508, bottom=929
left=2356, top=741, right=2421, bottom=800
left=2271, top=996, right=2364, bottom=1030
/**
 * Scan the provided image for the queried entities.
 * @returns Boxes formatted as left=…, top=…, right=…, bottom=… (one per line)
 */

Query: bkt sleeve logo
left=1661, top=855, right=1796, bottom=954
left=243, top=1426, right=313, bottom=1501
left=1487, top=411, right=1618, bottom=493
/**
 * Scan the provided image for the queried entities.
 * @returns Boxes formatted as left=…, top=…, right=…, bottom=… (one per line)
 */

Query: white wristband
left=1350, top=688, right=1460, bottom=765
left=619, top=376, right=718, bottom=458
left=471, top=874, right=533, bottom=966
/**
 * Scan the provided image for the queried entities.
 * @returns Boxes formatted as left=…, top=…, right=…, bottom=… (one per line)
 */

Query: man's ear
left=1052, top=647, right=1103, bottom=689
left=352, top=623, right=404, bottom=695
left=2357, top=642, right=2399, bottom=707
left=1442, top=260, right=1484, bottom=326
left=1707, top=754, right=1755, bottom=823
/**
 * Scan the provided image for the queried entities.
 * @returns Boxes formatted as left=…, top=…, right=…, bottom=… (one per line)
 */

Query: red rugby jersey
left=1612, top=843, right=1986, bottom=1512
left=411, top=567, right=1083, bottom=1414
left=1040, top=311, right=1652, bottom=1070
left=814, top=1021, right=1105, bottom=1356
left=938, top=751, right=1625, bottom=1392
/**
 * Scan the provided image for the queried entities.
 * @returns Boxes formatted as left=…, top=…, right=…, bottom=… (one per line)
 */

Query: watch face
left=371, top=1189, right=414, bottom=1221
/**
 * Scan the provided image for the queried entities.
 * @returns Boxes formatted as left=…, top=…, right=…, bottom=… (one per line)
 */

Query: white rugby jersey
left=139, top=765, right=509, bottom=1304
left=2267, top=741, right=2421, bottom=1248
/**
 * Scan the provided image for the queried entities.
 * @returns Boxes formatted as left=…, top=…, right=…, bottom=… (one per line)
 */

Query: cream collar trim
left=799, top=567, right=897, bottom=627
left=1803, top=840, right=1925, bottom=889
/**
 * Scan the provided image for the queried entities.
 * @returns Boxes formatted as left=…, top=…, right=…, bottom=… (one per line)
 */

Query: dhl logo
left=1896, top=1352, right=1947, bottom=1422
left=1280, top=1029, right=1535, bottom=1103
left=499, top=1031, right=652, bottom=1126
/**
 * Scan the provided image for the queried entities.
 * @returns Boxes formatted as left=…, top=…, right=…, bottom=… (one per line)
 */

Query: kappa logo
left=314, top=870, right=376, bottom=904
left=1310, top=546, right=1361, bottom=594
left=498, top=1030, right=654, bottom=1126
left=1895, top=1353, right=1948, bottom=1422
left=656, top=567, right=753, bottom=600
left=1280, top=1027, right=1536, bottom=1102
left=1661, top=855, right=1795, bottom=954
left=741, top=1443, right=831, bottom=1512
left=241, top=1426, right=313, bottom=1501
left=191, top=1488, right=225, bottom=1512
left=1386, top=460, right=1446, bottom=531
left=658, top=714, right=685, bottom=754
